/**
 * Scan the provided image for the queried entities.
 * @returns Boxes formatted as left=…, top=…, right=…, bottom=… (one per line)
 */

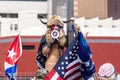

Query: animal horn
left=63, top=20, right=72, bottom=23
left=39, top=18, right=47, bottom=24
left=39, top=15, right=47, bottom=24
left=63, top=17, right=75, bottom=23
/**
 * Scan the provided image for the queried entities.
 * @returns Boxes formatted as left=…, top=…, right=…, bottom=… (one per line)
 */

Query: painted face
left=50, top=25, right=62, bottom=39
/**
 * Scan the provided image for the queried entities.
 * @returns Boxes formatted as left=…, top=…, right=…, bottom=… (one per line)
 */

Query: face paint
left=50, top=25, right=61, bottom=39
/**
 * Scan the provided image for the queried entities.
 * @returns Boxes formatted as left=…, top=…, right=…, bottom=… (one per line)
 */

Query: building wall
left=74, top=0, right=79, bottom=17
left=0, top=1, right=47, bottom=13
left=108, top=0, right=120, bottom=19
left=87, top=37, right=120, bottom=73
left=0, top=16, right=46, bottom=37
left=0, top=1, right=48, bottom=37
left=75, top=0, right=108, bottom=19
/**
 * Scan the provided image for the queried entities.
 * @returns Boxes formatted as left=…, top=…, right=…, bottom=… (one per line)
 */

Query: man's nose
left=54, top=26, right=58, bottom=30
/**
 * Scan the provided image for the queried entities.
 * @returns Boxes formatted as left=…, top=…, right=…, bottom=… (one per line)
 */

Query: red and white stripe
left=44, top=59, right=82, bottom=80
left=64, top=59, right=82, bottom=80
left=98, top=63, right=115, bottom=77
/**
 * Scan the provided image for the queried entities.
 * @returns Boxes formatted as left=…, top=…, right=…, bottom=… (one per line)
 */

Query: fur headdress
left=47, top=15, right=64, bottom=27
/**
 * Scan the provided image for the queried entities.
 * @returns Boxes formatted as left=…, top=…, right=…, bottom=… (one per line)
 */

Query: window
left=9, top=13, right=18, bottom=18
left=0, top=13, right=18, bottom=18
left=10, top=25, right=13, bottom=30
left=10, top=24, right=18, bottom=31
left=0, top=13, right=7, bottom=18
left=14, top=24, right=18, bottom=30
left=84, top=25, right=89, bottom=28
left=22, top=45, right=35, bottom=50
left=98, top=25, right=103, bottom=28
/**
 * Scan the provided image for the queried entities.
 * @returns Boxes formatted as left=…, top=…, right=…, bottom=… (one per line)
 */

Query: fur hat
left=47, top=15, right=64, bottom=27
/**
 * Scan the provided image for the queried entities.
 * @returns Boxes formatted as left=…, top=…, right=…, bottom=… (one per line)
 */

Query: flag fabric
left=78, top=32, right=96, bottom=79
left=4, top=34, right=22, bottom=80
left=44, top=32, right=96, bottom=80
left=36, top=35, right=48, bottom=69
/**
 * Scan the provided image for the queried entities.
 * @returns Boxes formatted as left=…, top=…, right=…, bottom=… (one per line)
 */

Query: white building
left=0, top=0, right=48, bottom=37
left=0, top=0, right=120, bottom=37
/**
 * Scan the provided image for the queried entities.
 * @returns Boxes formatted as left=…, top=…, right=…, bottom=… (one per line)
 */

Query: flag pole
left=66, top=0, right=74, bottom=46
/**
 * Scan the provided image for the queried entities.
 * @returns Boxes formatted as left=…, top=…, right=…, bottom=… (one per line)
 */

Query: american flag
left=44, top=33, right=82, bottom=80
left=4, top=34, right=22, bottom=80
left=44, top=32, right=96, bottom=80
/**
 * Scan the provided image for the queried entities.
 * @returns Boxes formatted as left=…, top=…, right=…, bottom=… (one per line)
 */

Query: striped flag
left=4, top=34, right=22, bottom=80
left=44, top=33, right=82, bottom=80
left=44, top=32, right=96, bottom=80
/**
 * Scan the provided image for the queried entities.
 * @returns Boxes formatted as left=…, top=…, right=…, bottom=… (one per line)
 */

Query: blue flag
left=78, top=32, right=96, bottom=79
